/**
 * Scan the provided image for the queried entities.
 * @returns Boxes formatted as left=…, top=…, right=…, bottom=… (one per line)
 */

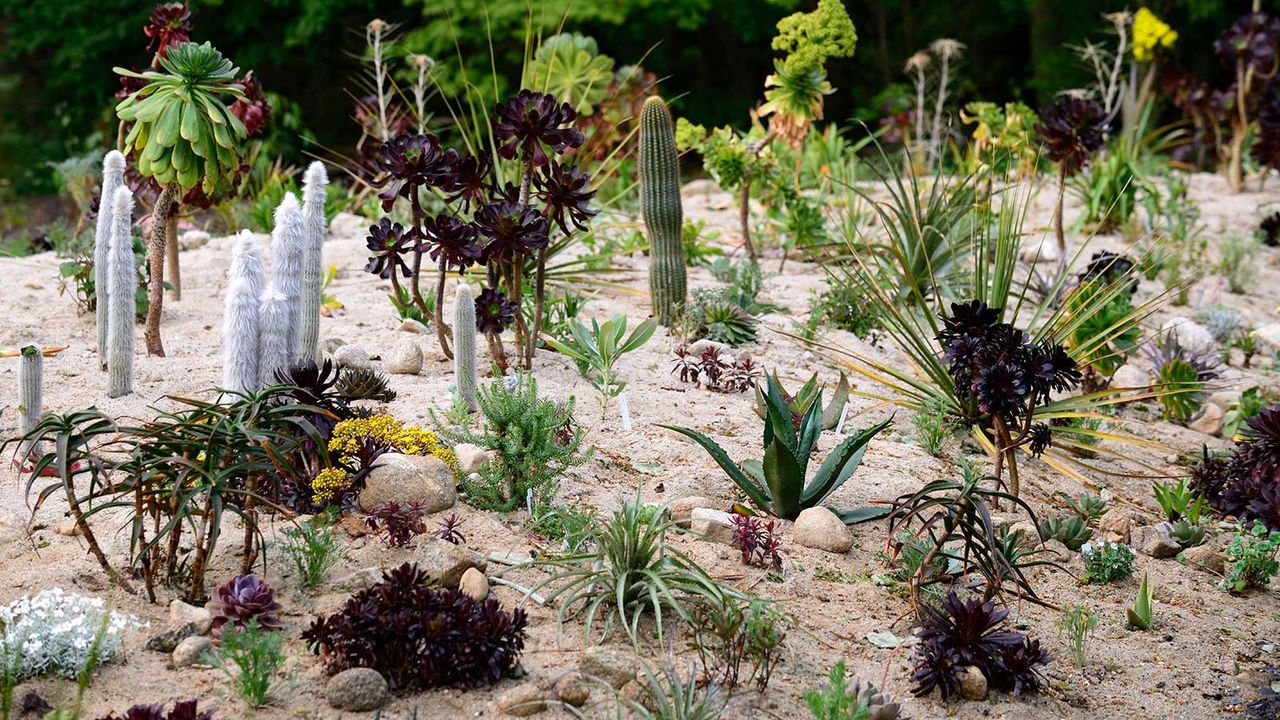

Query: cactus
left=257, top=288, right=292, bottom=388
left=453, top=283, right=479, bottom=412
left=269, top=192, right=305, bottom=366
left=222, top=230, right=264, bottom=393
left=94, top=151, right=126, bottom=369
left=639, top=96, right=687, bottom=327
left=298, top=162, right=328, bottom=364
left=106, top=186, right=136, bottom=398
left=18, top=344, right=42, bottom=441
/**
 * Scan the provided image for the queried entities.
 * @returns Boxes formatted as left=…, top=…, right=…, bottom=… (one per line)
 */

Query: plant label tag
left=619, top=391, right=632, bottom=431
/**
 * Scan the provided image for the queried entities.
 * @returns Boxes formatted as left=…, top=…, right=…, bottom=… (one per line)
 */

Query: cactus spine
left=222, top=231, right=264, bottom=393
left=269, top=192, right=305, bottom=366
left=95, top=151, right=126, bottom=369
left=453, top=284, right=478, bottom=412
left=639, top=96, right=687, bottom=327
left=298, top=162, right=328, bottom=364
left=18, top=344, right=42, bottom=439
left=107, top=187, right=136, bottom=398
left=257, top=288, right=292, bottom=388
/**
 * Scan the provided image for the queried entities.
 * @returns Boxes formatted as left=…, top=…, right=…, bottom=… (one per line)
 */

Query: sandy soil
left=1, top=172, right=1279, bottom=719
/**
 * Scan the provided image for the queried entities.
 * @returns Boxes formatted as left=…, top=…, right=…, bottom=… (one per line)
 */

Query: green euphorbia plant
left=115, top=41, right=249, bottom=356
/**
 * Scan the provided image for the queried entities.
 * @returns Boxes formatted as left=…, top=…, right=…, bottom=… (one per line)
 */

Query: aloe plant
left=661, top=374, right=890, bottom=523
left=1126, top=572, right=1153, bottom=630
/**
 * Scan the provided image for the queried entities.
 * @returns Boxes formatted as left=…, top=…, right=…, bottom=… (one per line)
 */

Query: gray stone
left=792, top=507, right=853, bottom=554
left=1189, top=403, right=1225, bottom=436
left=1180, top=543, right=1225, bottom=574
left=1019, top=237, right=1060, bottom=264
left=1098, top=508, right=1137, bottom=544
left=668, top=496, right=716, bottom=527
left=453, top=443, right=492, bottom=475
left=172, top=635, right=212, bottom=668
left=333, top=344, right=372, bottom=371
left=460, top=567, right=489, bottom=601
left=957, top=665, right=988, bottom=700
left=386, top=337, right=423, bottom=375
left=321, top=337, right=347, bottom=355
left=145, top=623, right=197, bottom=653
left=398, top=318, right=429, bottom=334
left=1160, top=317, right=1217, bottom=355
left=553, top=673, right=591, bottom=707
left=1111, top=363, right=1149, bottom=389
left=169, top=599, right=212, bottom=635
left=1009, top=521, right=1041, bottom=550
left=1134, top=523, right=1181, bottom=559
left=580, top=646, right=640, bottom=689
left=496, top=683, right=547, bottom=716
left=179, top=230, right=210, bottom=251
left=1254, top=323, right=1280, bottom=354
left=358, top=453, right=457, bottom=513
left=688, top=508, right=735, bottom=543
left=336, top=567, right=386, bottom=592
left=1207, top=389, right=1243, bottom=411
left=417, top=538, right=488, bottom=588
left=326, top=667, right=388, bottom=712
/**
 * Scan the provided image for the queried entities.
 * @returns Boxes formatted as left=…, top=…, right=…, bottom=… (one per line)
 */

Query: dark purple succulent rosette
left=1035, top=95, right=1107, bottom=176
left=494, top=89, right=585, bottom=167
left=534, top=160, right=598, bottom=235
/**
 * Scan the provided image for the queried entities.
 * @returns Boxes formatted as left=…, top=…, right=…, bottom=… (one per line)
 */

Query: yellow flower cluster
left=327, top=415, right=459, bottom=472
left=1133, top=8, right=1177, bottom=62
left=311, top=467, right=349, bottom=505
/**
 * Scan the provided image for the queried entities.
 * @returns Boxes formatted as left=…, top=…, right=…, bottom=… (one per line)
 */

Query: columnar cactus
left=94, top=151, right=126, bottom=369
left=106, top=186, right=136, bottom=398
left=639, top=96, right=687, bottom=327
left=269, top=192, right=305, bottom=366
left=18, top=344, right=42, bottom=440
left=222, top=231, right=264, bottom=393
left=257, top=288, right=292, bottom=388
left=298, top=162, right=328, bottom=364
left=453, top=283, right=478, bottom=413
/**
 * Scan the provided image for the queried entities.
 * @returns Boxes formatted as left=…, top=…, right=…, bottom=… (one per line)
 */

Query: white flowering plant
left=0, top=588, right=141, bottom=680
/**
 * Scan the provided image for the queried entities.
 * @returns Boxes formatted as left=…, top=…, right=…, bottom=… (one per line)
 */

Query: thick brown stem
left=435, top=257, right=453, bottom=359
left=144, top=185, right=178, bottom=357
left=1053, top=170, right=1067, bottom=280
left=739, top=179, right=758, bottom=263
left=65, top=481, right=133, bottom=594
left=486, top=331, right=507, bottom=373
left=410, top=247, right=430, bottom=318
left=165, top=213, right=180, bottom=300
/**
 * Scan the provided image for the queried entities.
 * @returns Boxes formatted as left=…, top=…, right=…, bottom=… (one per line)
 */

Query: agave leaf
left=658, top=424, right=770, bottom=509
left=803, top=418, right=892, bottom=506
left=763, top=438, right=804, bottom=519
left=795, top=389, right=824, bottom=468
left=821, top=371, right=851, bottom=430
left=1126, top=572, right=1153, bottom=630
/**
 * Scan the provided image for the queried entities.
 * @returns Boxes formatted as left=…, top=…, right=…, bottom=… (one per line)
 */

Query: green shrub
left=214, top=621, right=285, bottom=708
left=1220, top=522, right=1280, bottom=593
left=1081, top=540, right=1135, bottom=584
left=279, top=521, right=346, bottom=590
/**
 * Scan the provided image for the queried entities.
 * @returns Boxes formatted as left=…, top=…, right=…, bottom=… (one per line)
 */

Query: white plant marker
left=834, top=400, right=851, bottom=435
left=618, top=390, right=632, bottom=431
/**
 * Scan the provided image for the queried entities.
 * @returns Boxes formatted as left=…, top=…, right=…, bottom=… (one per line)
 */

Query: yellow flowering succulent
left=311, top=467, right=349, bottom=505
left=327, top=415, right=459, bottom=473
left=1133, top=8, right=1177, bottom=63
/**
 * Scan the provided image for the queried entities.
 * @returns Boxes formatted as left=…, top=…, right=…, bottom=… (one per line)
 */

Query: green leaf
left=658, top=424, right=770, bottom=508
left=763, top=437, right=804, bottom=519
left=803, top=418, right=891, bottom=506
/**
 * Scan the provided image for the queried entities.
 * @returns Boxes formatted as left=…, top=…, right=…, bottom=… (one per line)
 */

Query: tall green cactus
left=639, top=96, right=687, bottom=327
left=453, top=284, right=478, bottom=413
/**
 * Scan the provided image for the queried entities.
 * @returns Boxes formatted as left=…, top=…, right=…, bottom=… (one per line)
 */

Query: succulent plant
left=533, top=161, right=597, bottom=235
left=1259, top=211, right=1280, bottom=247
left=638, top=96, right=687, bottom=327
left=363, top=218, right=416, bottom=280
left=1076, top=250, right=1136, bottom=294
left=17, top=345, right=43, bottom=454
left=493, top=89, right=584, bottom=166
left=475, top=200, right=550, bottom=264
left=256, top=289, right=292, bottom=389
left=221, top=231, right=263, bottom=394
left=298, top=161, right=328, bottom=365
left=335, top=367, right=396, bottom=402
left=366, top=501, right=427, bottom=547
left=106, top=187, right=136, bottom=398
left=207, top=574, right=282, bottom=639
left=475, top=286, right=519, bottom=334
left=95, top=699, right=213, bottom=720
left=1064, top=491, right=1107, bottom=525
left=910, top=591, right=1048, bottom=700
left=453, top=284, right=479, bottom=413
left=372, top=133, right=454, bottom=214
left=1144, top=331, right=1222, bottom=423
left=143, top=2, right=194, bottom=58
left=1035, top=96, right=1107, bottom=177
left=696, top=297, right=758, bottom=346
left=436, top=512, right=467, bottom=545
left=1038, top=515, right=1093, bottom=551
left=752, top=370, right=850, bottom=430
left=1170, top=519, right=1206, bottom=548
left=94, top=151, right=126, bottom=369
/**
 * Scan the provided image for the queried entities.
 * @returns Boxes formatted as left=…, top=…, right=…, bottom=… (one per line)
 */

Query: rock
left=398, top=318, right=429, bottom=334
left=1160, top=317, right=1217, bottom=355
left=1237, top=668, right=1273, bottom=690
left=957, top=665, right=988, bottom=700
left=169, top=599, right=212, bottom=635
left=496, top=683, right=547, bottom=716
left=171, top=636, right=212, bottom=668
left=552, top=674, right=590, bottom=707
left=669, top=496, right=716, bottom=527
left=460, top=567, right=489, bottom=601
left=1134, top=523, right=1181, bottom=559
left=580, top=647, right=639, bottom=689
left=321, top=337, right=347, bottom=355
left=386, top=337, right=423, bottom=375
left=179, top=230, right=210, bottom=250
left=1207, top=389, right=1242, bottom=411
left=1111, top=363, right=1149, bottom=389
left=686, top=338, right=734, bottom=359
left=792, top=507, right=853, bottom=554
left=1019, top=237, right=1060, bottom=264
left=1189, top=403, right=1225, bottom=436
left=688, top=508, right=736, bottom=543
left=453, top=443, right=493, bottom=475
left=1254, top=323, right=1280, bottom=354
left=1098, top=508, right=1137, bottom=544
left=145, top=623, right=197, bottom=653
left=333, top=344, right=372, bottom=371
left=1009, top=521, right=1041, bottom=550
left=326, top=667, right=389, bottom=712
left=1180, top=543, right=1225, bottom=574
left=358, top=453, right=457, bottom=513
left=417, top=538, right=488, bottom=588
left=336, top=567, right=386, bottom=592
left=52, top=520, right=79, bottom=536
left=1042, top=538, right=1073, bottom=562
left=620, top=679, right=657, bottom=711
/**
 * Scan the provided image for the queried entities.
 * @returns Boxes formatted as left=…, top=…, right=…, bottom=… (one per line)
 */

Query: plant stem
left=144, top=184, right=178, bottom=357
left=165, top=212, right=180, bottom=300
left=435, top=255, right=453, bottom=359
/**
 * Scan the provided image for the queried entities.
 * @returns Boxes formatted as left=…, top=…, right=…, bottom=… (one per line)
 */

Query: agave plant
left=116, top=42, right=250, bottom=356
left=661, top=374, right=890, bottom=523
left=1037, top=515, right=1093, bottom=551
left=752, top=370, right=850, bottom=431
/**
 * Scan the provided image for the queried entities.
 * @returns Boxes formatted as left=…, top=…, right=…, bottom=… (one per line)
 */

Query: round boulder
left=326, top=667, right=388, bottom=712
left=792, top=506, right=853, bottom=554
left=357, top=453, right=457, bottom=513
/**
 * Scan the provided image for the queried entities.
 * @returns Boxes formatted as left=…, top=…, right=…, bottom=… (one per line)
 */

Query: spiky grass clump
left=1144, top=332, right=1221, bottom=423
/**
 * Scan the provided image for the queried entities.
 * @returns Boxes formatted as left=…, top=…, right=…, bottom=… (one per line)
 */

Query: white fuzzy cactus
left=257, top=288, right=292, bottom=388
left=18, top=344, right=42, bottom=439
left=269, top=192, right=305, bottom=366
left=453, top=284, right=478, bottom=412
left=222, top=230, right=265, bottom=393
left=298, top=162, right=328, bottom=364
left=94, top=151, right=126, bottom=369
left=106, top=186, right=136, bottom=398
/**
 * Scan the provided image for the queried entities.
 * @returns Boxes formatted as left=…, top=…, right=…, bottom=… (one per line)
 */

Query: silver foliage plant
left=269, top=192, right=306, bottom=366
left=299, top=161, right=328, bottom=364
left=94, top=150, right=126, bottom=369
left=106, top=186, right=136, bottom=398
left=222, top=230, right=264, bottom=393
